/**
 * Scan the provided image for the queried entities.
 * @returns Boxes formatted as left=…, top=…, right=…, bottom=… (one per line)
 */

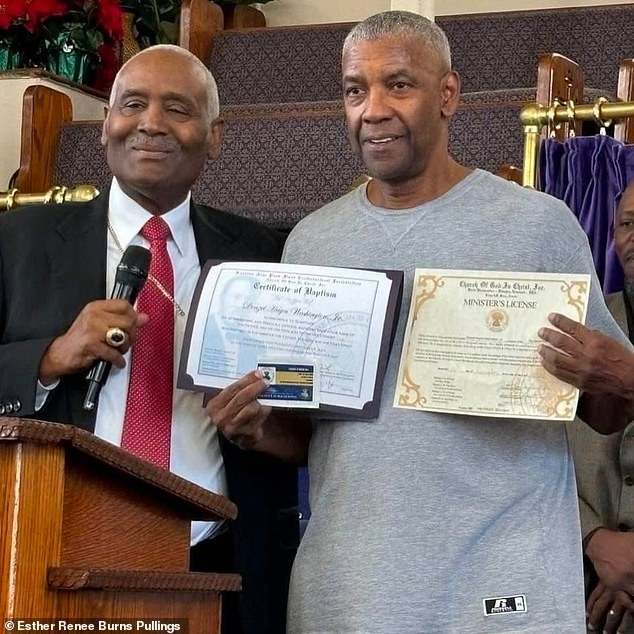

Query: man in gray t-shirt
left=207, top=11, right=634, bottom=633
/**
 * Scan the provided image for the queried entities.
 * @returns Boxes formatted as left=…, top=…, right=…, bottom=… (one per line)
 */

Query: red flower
left=1, top=0, right=124, bottom=88
left=24, top=0, right=67, bottom=32
left=97, top=0, right=122, bottom=38
left=0, top=0, right=28, bottom=30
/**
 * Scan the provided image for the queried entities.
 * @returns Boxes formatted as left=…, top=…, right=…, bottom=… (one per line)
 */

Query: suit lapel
left=49, top=195, right=108, bottom=329
left=44, top=194, right=108, bottom=430
left=190, top=202, right=240, bottom=264
left=606, top=291, right=628, bottom=333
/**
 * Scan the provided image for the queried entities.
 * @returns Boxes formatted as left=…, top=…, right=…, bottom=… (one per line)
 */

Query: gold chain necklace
left=107, top=219, right=186, bottom=317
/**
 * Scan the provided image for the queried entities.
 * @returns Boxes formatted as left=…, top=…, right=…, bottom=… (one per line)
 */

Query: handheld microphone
left=83, top=245, right=152, bottom=411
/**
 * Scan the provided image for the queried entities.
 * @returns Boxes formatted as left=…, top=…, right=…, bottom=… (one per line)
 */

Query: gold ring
left=105, top=327, right=128, bottom=348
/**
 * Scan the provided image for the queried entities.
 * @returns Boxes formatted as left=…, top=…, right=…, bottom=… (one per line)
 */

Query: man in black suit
left=0, top=44, right=296, bottom=634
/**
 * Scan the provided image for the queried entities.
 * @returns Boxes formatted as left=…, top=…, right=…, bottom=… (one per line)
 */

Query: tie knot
left=141, top=216, right=171, bottom=244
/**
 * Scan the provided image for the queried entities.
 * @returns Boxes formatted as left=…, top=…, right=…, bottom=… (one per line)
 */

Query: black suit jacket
left=0, top=192, right=297, bottom=633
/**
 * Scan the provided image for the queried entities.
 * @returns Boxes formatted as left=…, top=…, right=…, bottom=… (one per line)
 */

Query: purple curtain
left=539, top=135, right=634, bottom=293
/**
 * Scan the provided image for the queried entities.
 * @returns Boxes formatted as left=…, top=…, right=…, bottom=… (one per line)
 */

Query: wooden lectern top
left=0, top=417, right=237, bottom=521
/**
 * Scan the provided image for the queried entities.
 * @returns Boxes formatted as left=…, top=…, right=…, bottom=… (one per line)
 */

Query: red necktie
left=121, top=216, right=174, bottom=469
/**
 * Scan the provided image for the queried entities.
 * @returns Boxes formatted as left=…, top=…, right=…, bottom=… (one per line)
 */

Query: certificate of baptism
left=394, top=270, right=591, bottom=421
left=179, top=261, right=403, bottom=417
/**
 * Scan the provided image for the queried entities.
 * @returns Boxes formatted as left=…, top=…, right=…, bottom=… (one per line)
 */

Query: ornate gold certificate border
left=395, top=273, right=589, bottom=419
left=396, top=274, right=444, bottom=408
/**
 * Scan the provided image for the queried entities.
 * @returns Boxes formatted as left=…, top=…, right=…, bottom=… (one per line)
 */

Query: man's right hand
left=206, top=370, right=272, bottom=450
left=206, top=370, right=311, bottom=462
left=38, top=299, right=148, bottom=384
left=586, top=581, right=634, bottom=633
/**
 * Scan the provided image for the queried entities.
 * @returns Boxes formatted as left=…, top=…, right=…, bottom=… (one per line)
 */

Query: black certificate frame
left=177, top=261, right=403, bottom=419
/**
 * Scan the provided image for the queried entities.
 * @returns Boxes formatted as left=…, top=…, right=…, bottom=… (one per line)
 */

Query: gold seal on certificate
left=394, top=269, right=591, bottom=421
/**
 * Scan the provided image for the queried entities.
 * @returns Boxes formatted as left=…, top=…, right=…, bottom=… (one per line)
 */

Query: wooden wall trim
left=179, top=0, right=224, bottom=66
left=14, top=85, right=72, bottom=193
left=616, top=59, right=634, bottom=143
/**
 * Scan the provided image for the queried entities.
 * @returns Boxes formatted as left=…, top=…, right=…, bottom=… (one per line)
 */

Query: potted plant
left=42, top=0, right=123, bottom=87
left=0, top=0, right=123, bottom=88
left=0, top=0, right=67, bottom=70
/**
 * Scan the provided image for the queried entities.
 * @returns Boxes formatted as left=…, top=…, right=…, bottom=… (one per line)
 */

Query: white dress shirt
left=83, top=179, right=227, bottom=544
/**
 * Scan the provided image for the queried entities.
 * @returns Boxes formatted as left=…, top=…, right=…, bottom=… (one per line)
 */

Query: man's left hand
left=538, top=313, right=634, bottom=397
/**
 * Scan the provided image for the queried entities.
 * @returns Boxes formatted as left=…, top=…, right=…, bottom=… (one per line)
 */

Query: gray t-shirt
left=282, top=170, right=626, bottom=633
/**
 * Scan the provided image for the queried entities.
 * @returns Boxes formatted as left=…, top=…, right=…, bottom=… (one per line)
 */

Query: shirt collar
left=108, top=177, right=191, bottom=256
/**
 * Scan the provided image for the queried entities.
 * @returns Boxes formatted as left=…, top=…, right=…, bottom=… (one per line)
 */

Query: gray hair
left=109, top=44, right=220, bottom=123
left=343, top=11, right=452, bottom=72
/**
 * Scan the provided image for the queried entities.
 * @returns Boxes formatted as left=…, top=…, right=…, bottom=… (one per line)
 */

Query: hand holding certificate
left=394, top=269, right=590, bottom=421
left=178, top=262, right=402, bottom=417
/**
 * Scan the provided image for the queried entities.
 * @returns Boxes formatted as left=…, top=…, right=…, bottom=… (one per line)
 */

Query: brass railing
left=520, top=98, right=634, bottom=188
left=0, top=184, right=99, bottom=211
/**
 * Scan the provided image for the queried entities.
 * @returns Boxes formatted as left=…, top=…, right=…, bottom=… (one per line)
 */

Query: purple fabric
left=539, top=135, right=634, bottom=294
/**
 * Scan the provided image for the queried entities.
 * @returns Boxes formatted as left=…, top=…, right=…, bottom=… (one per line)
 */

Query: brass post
left=519, top=99, right=634, bottom=189
left=0, top=184, right=99, bottom=211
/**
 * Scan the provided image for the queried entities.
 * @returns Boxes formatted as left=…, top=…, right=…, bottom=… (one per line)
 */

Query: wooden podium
left=0, top=418, right=240, bottom=632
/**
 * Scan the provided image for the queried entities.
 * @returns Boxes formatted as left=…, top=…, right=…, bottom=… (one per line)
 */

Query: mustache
left=125, top=135, right=180, bottom=152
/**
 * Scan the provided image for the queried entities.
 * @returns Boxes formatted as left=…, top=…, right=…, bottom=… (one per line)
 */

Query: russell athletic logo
left=483, top=595, right=527, bottom=616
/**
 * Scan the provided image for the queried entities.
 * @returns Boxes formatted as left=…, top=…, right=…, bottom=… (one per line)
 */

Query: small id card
left=257, top=359, right=320, bottom=409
